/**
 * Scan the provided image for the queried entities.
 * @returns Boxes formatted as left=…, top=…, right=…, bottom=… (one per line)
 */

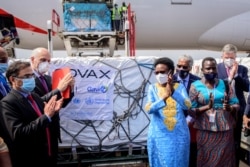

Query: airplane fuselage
left=1, top=0, right=250, bottom=52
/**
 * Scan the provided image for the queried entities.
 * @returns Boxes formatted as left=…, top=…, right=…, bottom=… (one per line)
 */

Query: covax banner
left=53, top=64, right=116, bottom=120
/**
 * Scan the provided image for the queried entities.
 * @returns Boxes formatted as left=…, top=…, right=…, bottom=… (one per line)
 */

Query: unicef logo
left=72, top=98, right=81, bottom=104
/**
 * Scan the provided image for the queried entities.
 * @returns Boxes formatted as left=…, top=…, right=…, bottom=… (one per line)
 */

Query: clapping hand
left=207, top=92, right=214, bottom=110
left=44, top=95, right=63, bottom=118
left=222, top=92, right=230, bottom=111
left=165, top=71, right=173, bottom=98
left=229, top=61, right=238, bottom=79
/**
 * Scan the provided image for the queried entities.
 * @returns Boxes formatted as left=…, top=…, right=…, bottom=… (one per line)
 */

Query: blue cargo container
left=64, top=3, right=111, bottom=32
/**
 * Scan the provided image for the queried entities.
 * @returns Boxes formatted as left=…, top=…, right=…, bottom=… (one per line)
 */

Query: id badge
left=209, top=112, right=216, bottom=123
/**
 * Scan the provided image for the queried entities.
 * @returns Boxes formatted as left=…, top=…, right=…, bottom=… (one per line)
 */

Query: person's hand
left=222, top=92, right=231, bottom=111
left=54, top=97, right=63, bottom=112
left=44, top=95, right=58, bottom=118
left=207, top=92, right=214, bottom=110
left=243, top=115, right=250, bottom=129
left=165, top=72, right=173, bottom=98
left=229, top=60, right=238, bottom=79
left=57, top=73, right=74, bottom=92
left=69, top=77, right=75, bottom=90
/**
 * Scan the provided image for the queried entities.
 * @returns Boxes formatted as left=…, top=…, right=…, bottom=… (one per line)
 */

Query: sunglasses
left=177, top=65, right=188, bottom=70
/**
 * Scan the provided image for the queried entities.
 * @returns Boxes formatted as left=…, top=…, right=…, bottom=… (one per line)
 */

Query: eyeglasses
left=0, top=57, right=8, bottom=63
left=177, top=65, right=189, bottom=70
left=15, top=73, right=35, bottom=79
left=154, top=71, right=166, bottom=75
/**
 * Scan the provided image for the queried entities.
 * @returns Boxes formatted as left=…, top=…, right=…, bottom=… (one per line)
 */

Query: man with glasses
left=0, top=61, right=63, bottom=167
left=217, top=44, right=249, bottom=167
left=173, top=55, right=200, bottom=167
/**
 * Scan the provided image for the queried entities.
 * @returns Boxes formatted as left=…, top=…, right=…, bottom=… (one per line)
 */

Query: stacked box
left=64, top=3, right=111, bottom=32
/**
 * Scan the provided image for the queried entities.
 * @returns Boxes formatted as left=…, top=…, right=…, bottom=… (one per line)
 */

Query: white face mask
left=224, top=58, right=234, bottom=68
left=156, top=73, right=168, bottom=84
left=38, top=61, right=50, bottom=74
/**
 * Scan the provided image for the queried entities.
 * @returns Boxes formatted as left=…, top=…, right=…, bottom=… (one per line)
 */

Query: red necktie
left=39, top=75, right=49, bottom=93
left=27, top=94, right=52, bottom=156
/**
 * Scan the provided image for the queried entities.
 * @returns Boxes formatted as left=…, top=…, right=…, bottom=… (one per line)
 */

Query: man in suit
left=0, top=61, right=63, bottom=167
left=217, top=44, right=249, bottom=167
left=0, top=47, right=10, bottom=99
left=29, top=47, right=74, bottom=162
left=0, top=47, right=12, bottom=167
left=173, top=54, right=200, bottom=167
left=30, top=47, right=74, bottom=106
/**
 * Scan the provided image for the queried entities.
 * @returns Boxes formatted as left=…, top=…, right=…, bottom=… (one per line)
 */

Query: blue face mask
left=204, top=73, right=217, bottom=81
left=21, top=78, right=36, bottom=92
left=0, top=63, right=8, bottom=73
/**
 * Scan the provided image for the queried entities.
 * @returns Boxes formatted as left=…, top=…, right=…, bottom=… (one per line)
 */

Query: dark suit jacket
left=173, top=73, right=201, bottom=117
left=217, top=63, right=249, bottom=115
left=0, top=89, right=60, bottom=167
left=33, top=74, right=73, bottom=108
left=173, top=73, right=201, bottom=94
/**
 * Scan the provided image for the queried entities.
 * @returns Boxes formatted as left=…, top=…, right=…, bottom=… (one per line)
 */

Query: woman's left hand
left=222, top=92, right=232, bottom=112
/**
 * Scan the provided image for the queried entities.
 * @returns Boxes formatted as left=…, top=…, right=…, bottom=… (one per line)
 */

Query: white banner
left=53, top=64, right=116, bottom=120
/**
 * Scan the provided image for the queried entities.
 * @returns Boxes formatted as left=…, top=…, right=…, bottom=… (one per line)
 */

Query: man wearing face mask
left=0, top=47, right=12, bottom=167
left=217, top=44, right=249, bottom=167
left=0, top=61, right=63, bottom=167
left=173, top=54, right=200, bottom=167
left=0, top=47, right=10, bottom=99
left=30, top=47, right=74, bottom=106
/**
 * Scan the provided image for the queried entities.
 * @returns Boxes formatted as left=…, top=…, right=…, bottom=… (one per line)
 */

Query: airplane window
left=171, top=0, right=192, bottom=4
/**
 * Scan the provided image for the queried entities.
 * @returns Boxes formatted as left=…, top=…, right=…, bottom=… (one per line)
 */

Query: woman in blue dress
left=145, top=57, right=192, bottom=167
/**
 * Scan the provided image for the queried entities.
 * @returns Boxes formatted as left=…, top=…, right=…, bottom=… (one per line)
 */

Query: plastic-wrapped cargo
left=47, top=56, right=157, bottom=151
left=63, top=3, right=112, bottom=32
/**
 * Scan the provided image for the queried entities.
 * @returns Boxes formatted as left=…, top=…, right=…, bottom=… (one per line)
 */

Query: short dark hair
left=201, top=57, right=217, bottom=68
left=154, top=57, right=175, bottom=73
left=6, top=61, right=31, bottom=84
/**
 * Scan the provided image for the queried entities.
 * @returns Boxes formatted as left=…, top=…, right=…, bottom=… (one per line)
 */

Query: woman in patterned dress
left=189, top=57, right=239, bottom=167
left=145, top=57, right=192, bottom=167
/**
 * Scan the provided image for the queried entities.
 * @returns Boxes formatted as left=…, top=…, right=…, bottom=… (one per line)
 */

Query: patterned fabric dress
left=189, top=79, right=239, bottom=167
left=145, top=82, right=191, bottom=167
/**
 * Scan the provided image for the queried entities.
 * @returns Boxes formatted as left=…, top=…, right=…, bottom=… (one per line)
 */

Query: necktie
left=226, top=67, right=230, bottom=76
left=39, top=75, right=49, bottom=93
left=27, top=94, right=51, bottom=156
left=181, top=79, right=186, bottom=88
